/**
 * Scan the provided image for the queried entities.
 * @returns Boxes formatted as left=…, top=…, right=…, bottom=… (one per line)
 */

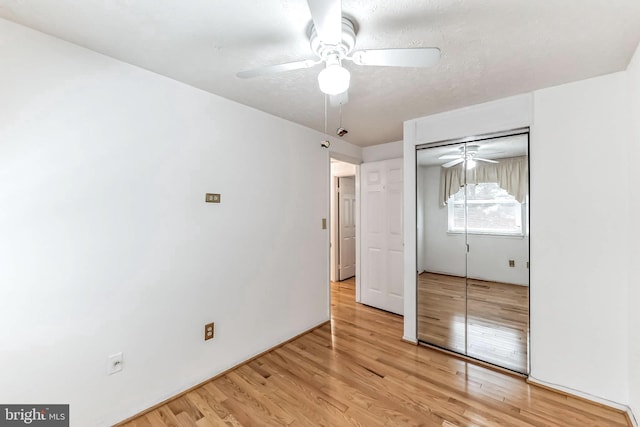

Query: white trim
left=629, top=408, right=639, bottom=427
left=403, top=120, right=418, bottom=341
left=446, top=231, right=526, bottom=238
left=402, top=335, right=418, bottom=344
left=355, top=164, right=362, bottom=302
left=331, top=176, right=339, bottom=282
left=326, top=152, right=332, bottom=320
left=528, top=376, right=635, bottom=421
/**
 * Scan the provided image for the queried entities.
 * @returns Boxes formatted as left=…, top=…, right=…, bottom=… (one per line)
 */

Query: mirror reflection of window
left=448, top=183, right=525, bottom=236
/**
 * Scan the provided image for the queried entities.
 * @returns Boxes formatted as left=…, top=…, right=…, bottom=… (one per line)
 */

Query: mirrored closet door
left=416, top=131, right=530, bottom=374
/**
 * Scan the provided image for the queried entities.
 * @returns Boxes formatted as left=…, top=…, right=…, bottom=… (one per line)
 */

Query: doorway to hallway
left=330, top=159, right=358, bottom=287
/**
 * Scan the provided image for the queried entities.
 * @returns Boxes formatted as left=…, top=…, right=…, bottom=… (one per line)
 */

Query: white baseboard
left=402, top=335, right=418, bottom=344
left=628, top=408, right=639, bottom=427
left=114, top=319, right=330, bottom=426
left=527, top=376, right=636, bottom=426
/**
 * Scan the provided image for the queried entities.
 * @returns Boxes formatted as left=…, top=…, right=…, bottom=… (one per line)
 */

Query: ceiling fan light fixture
left=318, top=63, right=350, bottom=95
left=466, top=159, right=477, bottom=170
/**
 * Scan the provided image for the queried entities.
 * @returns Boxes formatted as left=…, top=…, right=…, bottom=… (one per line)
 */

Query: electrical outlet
left=204, top=322, right=215, bottom=341
left=205, top=193, right=221, bottom=203
left=508, top=260, right=515, bottom=267
left=107, top=352, right=123, bottom=375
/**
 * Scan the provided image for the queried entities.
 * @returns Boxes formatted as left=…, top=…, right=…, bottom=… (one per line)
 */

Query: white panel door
left=385, top=159, right=404, bottom=314
left=338, top=177, right=356, bottom=280
left=363, top=164, right=385, bottom=308
left=360, top=158, right=404, bottom=314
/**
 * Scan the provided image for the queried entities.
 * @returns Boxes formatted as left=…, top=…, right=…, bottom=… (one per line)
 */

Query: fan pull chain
left=320, top=94, right=331, bottom=148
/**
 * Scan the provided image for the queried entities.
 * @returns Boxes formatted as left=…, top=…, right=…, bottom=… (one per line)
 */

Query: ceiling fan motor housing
left=309, top=18, right=356, bottom=62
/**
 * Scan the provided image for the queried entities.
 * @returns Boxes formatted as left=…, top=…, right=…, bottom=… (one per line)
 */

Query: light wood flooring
left=119, top=277, right=628, bottom=427
left=418, top=272, right=529, bottom=373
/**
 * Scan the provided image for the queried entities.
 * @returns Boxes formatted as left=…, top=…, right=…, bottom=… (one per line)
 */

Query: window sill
left=447, top=231, right=527, bottom=239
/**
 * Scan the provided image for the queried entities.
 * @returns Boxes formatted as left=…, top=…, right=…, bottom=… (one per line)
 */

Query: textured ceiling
left=1, top=0, right=639, bottom=147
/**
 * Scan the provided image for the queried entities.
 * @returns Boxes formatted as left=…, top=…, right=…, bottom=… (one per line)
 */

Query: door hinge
left=466, top=243, right=470, bottom=252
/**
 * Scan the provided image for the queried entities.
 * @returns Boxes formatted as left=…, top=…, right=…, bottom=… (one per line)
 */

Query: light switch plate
left=107, top=352, right=123, bottom=375
left=205, top=193, right=221, bottom=203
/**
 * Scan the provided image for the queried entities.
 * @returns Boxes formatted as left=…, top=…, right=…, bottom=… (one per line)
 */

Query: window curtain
left=440, top=156, right=528, bottom=206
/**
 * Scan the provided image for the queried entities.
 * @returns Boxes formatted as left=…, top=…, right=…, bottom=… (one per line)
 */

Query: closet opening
left=415, top=129, right=530, bottom=374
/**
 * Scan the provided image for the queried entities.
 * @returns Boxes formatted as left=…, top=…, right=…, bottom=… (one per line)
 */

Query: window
left=448, top=182, right=525, bottom=236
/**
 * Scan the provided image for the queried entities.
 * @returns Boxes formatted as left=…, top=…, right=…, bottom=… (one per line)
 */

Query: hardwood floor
left=417, top=272, right=529, bottom=373
left=119, top=278, right=628, bottom=427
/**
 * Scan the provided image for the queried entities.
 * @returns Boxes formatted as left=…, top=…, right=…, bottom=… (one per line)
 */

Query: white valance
left=441, top=156, right=528, bottom=206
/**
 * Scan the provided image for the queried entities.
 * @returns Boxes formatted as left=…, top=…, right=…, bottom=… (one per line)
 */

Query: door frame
left=331, top=175, right=340, bottom=282
left=328, top=158, right=361, bottom=300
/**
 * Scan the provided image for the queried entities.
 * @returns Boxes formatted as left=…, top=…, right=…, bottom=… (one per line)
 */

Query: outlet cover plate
left=205, top=322, right=215, bottom=341
left=205, top=193, right=221, bottom=203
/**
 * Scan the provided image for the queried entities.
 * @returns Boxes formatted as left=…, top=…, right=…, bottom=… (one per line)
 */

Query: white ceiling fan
left=236, top=0, right=440, bottom=105
left=439, top=145, right=500, bottom=169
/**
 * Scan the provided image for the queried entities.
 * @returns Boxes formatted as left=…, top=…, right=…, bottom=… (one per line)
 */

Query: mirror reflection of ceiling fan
left=237, top=0, right=440, bottom=106
left=439, top=145, right=502, bottom=169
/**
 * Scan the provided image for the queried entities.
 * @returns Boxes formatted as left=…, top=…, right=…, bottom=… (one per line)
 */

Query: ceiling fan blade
left=351, top=47, right=441, bottom=68
left=307, top=0, right=342, bottom=45
left=438, top=154, right=462, bottom=160
left=237, top=59, right=318, bottom=79
left=329, top=90, right=348, bottom=107
left=442, top=158, right=464, bottom=168
left=476, top=158, right=499, bottom=164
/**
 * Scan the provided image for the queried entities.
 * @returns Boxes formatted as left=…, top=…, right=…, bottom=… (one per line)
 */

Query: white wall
left=331, top=160, right=357, bottom=177
left=329, top=140, right=362, bottom=165
left=362, top=140, right=403, bottom=162
left=530, top=72, right=630, bottom=405
left=418, top=165, right=529, bottom=285
left=0, top=18, right=361, bottom=426
left=418, top=165, right=466, bottom=275
left=626, top=40, right=640, bottom=422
